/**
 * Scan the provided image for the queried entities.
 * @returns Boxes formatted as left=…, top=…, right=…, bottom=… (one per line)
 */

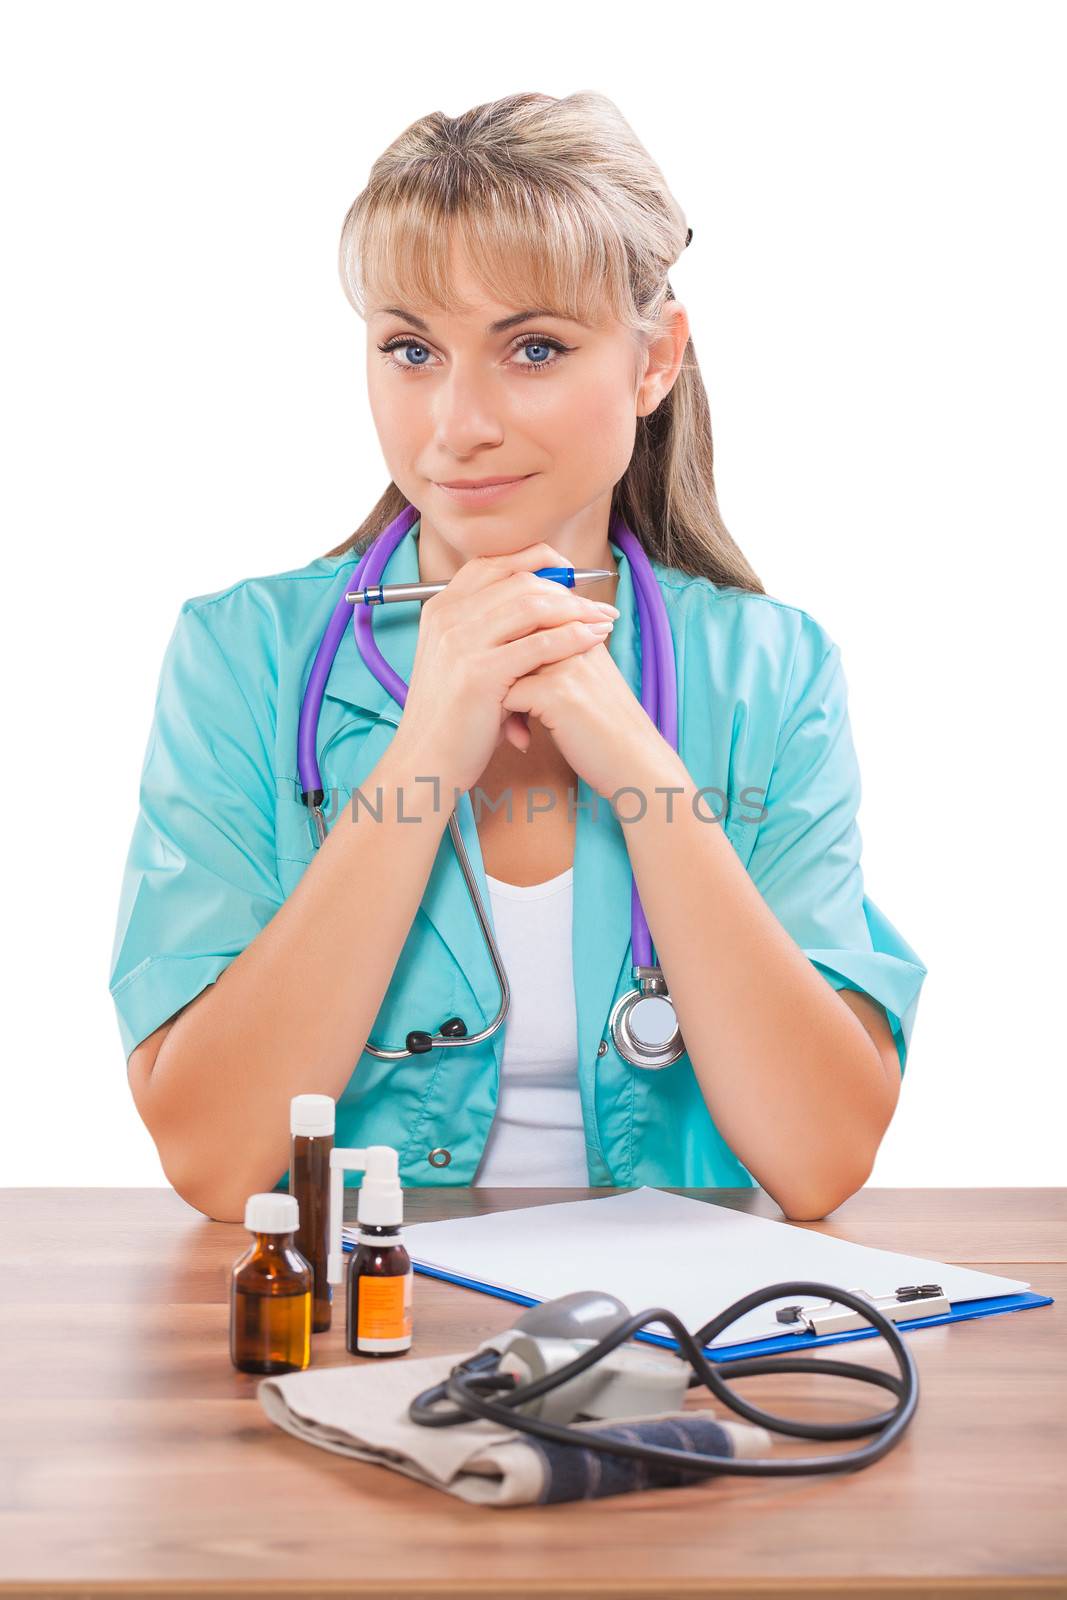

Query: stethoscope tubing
left=609, top=517, right=678, bottom=966
left=298, top=502, right=420, bottom=804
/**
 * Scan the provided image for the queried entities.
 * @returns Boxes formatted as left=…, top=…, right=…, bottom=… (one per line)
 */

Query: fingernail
left=586, top=620, right=614, bottom=634
left=594, top=602, right=620, bottom=616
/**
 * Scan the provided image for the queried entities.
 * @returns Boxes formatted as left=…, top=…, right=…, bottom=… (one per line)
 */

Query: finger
left=502, top=711, right=532, bottom=754
left=497, top=618, right=614, bottom=682
left=479, top=576, right=618, bottom=646
left=440, top=541, right=577, bottom=600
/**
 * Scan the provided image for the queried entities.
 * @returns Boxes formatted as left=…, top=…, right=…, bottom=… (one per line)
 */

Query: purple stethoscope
left=297, top=502, right=685, bottom=1070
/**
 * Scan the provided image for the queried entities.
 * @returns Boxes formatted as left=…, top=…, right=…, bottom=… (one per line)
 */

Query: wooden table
left=1, top=1186, right=1064, bottom=1598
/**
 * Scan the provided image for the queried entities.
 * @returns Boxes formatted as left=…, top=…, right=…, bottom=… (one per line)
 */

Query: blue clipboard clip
left=774, top=1281, right=950, bottom=1336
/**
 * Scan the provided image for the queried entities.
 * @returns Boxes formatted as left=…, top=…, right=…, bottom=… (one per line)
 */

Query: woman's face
left=365, top=241, right=689, bottom=576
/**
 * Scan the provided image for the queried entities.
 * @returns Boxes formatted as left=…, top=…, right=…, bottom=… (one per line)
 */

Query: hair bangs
left=342, top=182, right=634, bottom=332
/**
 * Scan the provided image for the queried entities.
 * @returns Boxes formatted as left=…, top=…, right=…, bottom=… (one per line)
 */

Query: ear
left=636, top=301, right=690, bottom=417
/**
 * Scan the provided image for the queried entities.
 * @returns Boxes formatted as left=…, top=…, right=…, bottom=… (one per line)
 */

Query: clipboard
left=340, top=1185, right=1053, bottom=1361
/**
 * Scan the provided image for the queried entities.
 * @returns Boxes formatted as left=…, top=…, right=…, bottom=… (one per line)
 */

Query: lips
left=433, top=474, right=536, bottom=506
left=436, top=475, right=530, bottom=488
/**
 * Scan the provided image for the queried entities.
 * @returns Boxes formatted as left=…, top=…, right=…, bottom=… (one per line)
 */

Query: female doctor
left=110, top=91, right=927, bottom=1225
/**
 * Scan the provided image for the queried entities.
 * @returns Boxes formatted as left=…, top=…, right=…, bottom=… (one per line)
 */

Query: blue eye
left=380, top=340, right=433, bottom=370
left=512, top=342, right=556, bottom=369
left=376, top=333, right=574, bottom=377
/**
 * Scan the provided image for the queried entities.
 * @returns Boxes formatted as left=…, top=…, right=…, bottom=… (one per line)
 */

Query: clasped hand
left=393, top=540, right=666, bottom=799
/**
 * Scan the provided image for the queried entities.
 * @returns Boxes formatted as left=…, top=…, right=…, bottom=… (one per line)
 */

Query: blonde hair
left=325, top=90, right=764, bottom=594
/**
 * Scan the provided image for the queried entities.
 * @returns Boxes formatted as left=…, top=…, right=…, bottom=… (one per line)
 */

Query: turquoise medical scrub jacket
left=109, top=515, right=928, bottom=1195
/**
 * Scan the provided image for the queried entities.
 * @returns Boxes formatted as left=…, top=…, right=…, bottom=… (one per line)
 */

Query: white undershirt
left=471, top=866, right=589, bottom=1186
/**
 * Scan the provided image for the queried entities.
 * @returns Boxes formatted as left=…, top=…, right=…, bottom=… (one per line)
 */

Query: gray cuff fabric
left=258, top=1351, right=772, bottom=1507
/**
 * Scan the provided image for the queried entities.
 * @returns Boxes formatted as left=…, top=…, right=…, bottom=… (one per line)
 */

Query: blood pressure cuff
left=258, top=1351, right=772, bottom=1507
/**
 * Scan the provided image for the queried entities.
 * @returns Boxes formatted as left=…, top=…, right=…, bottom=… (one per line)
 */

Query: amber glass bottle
left=230, top=1193, right=312, bottom=1375
left=289, top=1094, right=334, bottom=1332
left=348, top=1221, right=413, bottom=1359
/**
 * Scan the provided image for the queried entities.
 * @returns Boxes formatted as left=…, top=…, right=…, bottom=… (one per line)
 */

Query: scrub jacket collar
left=317, top=516, right=652, bottom=1091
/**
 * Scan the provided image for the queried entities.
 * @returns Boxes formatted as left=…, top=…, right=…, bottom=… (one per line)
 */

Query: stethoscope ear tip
left=404, top=1017, right=469, bottom=1056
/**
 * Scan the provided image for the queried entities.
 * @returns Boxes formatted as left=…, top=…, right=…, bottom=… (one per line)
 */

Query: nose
left=431, top=358, right=507, bottom=458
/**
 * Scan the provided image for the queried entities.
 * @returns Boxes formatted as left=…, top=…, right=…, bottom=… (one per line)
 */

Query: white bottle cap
left=357, top=1145, right=404, bottom=1227
left=290, top=1094, right=336, bottom=1136
left=245, top=1192, right=300, bottom=1234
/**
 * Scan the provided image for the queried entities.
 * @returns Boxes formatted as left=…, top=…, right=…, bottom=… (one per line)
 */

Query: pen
left=344, top=566, right=617, bottom=606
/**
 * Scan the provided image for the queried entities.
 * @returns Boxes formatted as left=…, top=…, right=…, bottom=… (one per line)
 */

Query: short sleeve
left=108, top=601, right=285, bottom=1060
left=746, top=622, right=928, bottom=1075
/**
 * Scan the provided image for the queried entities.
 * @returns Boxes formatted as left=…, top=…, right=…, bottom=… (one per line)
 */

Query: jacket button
left=597, top=1039, right=608, bottom=1057
left=428, top=1147, right=452, bottom=1168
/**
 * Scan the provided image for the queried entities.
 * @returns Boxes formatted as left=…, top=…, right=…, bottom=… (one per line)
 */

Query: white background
left=2, top=1, right=1063, bottom=1188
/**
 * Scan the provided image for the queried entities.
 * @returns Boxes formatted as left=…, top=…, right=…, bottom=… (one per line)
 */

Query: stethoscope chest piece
left=609, top=969, right=685, bottom=1069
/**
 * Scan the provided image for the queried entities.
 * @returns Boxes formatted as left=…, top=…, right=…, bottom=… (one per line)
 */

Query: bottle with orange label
left=326, top=1146, right=413, bottom=1358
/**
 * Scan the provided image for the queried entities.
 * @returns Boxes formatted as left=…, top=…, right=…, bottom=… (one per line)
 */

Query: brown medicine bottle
left=230, top=1193, right=312, bottom=1375
left=289, top=1093, right=334, bottom=1332
left=342, top=1147, right=413, bottom=1358
left=349, top=1223, right=413, bottom=1359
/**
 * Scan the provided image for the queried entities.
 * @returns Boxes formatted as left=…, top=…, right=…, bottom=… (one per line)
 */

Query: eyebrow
left=374, top=306, right=581, bottom=335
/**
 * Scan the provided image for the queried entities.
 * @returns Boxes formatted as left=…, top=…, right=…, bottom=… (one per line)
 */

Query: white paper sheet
left=358, top=1186, right=1031, bottom=1348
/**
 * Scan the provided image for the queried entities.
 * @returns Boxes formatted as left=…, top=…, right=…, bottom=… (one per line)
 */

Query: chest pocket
left=275, top=706, right=384, bottom=871
left=276, top=778, right=345, bottom=874
left=365, top=906, right=464, bottom=1054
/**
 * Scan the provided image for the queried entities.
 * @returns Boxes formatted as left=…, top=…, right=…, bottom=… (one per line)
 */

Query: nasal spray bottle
left=327, top=1146, right=413, bottom=1358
